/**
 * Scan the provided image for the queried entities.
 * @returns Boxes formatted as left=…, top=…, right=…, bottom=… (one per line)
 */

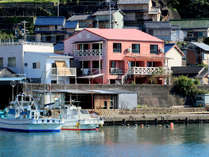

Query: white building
left=0, top=42, right=76, bottom=84
left=164, top=43, right=184, bottom=69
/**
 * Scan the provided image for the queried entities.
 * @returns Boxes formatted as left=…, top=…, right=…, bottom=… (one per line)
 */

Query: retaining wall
left=24, top=84, right=185, bottom=107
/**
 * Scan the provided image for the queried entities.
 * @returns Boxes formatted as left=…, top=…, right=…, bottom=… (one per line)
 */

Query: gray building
left=144, top=21, right=184, bottom=42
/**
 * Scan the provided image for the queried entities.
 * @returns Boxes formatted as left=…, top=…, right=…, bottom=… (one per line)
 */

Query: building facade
left=118, top=0, right=161, bottom=28
left=64, top=28, right=169, bottom=85
left=34, top=16, right=67, bottom=43
left=164, top=43, right=184, bottom=69
left=0, top=42, right=76, bottom=84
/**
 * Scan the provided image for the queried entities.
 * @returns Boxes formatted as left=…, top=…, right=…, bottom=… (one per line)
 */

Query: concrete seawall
left=89, top=107, right=209, bottom=125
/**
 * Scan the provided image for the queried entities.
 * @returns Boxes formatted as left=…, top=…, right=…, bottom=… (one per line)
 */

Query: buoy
left=170, top=122, right=174, bottom=130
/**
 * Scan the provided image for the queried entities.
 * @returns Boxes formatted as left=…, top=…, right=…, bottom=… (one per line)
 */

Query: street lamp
left=10, top=80, right=17, bottom=101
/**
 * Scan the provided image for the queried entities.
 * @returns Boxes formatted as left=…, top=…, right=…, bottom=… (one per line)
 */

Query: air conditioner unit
left=159, top=48, right=164, bottom=53
left=127, top=48, right=132, bottom=52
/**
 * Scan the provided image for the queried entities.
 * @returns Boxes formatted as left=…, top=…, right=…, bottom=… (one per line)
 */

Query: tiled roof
left=164, top=43, right=175, bottom=53
left=170, top=19, right=209, bottom=29
left=65, top=21, right=77, bottom=29
left=68, top=15, right=92, bottom=21
left=118, top=0, right=150, bottom=5
left=144, top=21, right=172, bottom=29
left=84, top=28, right=163, bottom=42
left=34, top=16, right=65, bottom=26
left=191, top=42, right=209, bottom=51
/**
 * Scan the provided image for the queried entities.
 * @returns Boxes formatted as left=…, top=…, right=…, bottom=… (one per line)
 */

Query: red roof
left=85, top=28, right=163, bottom=42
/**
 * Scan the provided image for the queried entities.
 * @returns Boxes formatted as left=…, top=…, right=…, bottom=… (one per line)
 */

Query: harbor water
left=1, top=124, right=209, bottom=157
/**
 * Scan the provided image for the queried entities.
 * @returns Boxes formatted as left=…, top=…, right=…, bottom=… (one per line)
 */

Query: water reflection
left=1, top=124, right=209, bottom=157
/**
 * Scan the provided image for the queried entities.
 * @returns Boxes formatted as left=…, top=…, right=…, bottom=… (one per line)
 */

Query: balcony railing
left=74, top=49, right=103, bottom=57
left=110, top=68, right=124, bottom=75
left=81, top=68, right=101, bottom=76
left=128, top=67, right=171, bottom=76
left=50, top=68, right=76, bottom=77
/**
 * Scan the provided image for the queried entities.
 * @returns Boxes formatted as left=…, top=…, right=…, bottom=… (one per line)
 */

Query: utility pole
left=57, top=0, right=60, bottom=16
left=22, top=20, right=28, bottom=41
left=108, top=0, right=112, bottom=28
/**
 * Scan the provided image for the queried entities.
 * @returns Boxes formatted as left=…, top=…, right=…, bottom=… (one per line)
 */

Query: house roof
left=84, top=28, right=163, bottom=42
left=34, top=16, right=65, bottom=26
left=118, top=0, right=150, bottom=5
left=191, top=42, right=209, bottom=51
left=54, top=43, right=64, bottom=51
left=67, top=15, right=92, bottom=21
left=171, top=66, right=204, bottom=75
left=170, top=19, right=209, bottom=29
left=25, top=52, right=73, bottom=58
left=92, top=10, right=119, bottom=16
left=164, top=43, right=184, bottom=56
left=164, top=43, right=175, bottom=53
left=0, top=68, right=26, bottom=81
left=0, top=68, right=16, bottom=77
left=65, top=21, right=77, bottom=29
left=144, top=21, right=171, bottom=29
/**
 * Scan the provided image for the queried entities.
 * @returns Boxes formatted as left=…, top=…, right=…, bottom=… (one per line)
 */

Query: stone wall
left=24, top=83, right=185, bottom=107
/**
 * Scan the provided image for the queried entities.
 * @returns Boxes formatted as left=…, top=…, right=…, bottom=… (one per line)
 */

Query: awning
left=55, top=61, right=71, bottom=76
left=73, top=40, right=104, bottom=44
left=78, top=73, right=104, bottom=79
left=0, top=77, right=26, bottom=81
left=124, top=55, right=167, bottom=61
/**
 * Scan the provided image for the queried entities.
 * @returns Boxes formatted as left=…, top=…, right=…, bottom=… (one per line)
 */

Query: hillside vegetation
left=166, top=0, right=209, bottom=18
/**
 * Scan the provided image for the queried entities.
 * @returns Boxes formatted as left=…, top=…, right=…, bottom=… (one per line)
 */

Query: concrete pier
left=94, top=107, right=209, bottom=125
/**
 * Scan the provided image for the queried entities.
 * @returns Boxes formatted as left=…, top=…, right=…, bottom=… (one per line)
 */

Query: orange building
left=64, top=28, right=170, bottom=84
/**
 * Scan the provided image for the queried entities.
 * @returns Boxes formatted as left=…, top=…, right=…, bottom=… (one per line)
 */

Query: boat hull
left=0, top=118, right=62, bottom=132
left=62, top=120, right=99, bottom=131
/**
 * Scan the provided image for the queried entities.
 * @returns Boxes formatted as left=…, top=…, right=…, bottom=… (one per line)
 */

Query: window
left=92, top=61, right=99, bottom=68
left=104, top=101, right=107, bottom=109
left=132, top=44, right=140, bottom=53
left=150, top=45, right=158, bottom=54
left=51, top=80, right=57, bottom=84
left=113, top=43, right=121, bottom=53
left=8, top=57, right=16, bottom=67
left=78, top=44, right=89, bottom=50
left=51, top=63, right=56, bottom=68
left=111, top=61, right=116, bottom=68
left=0, top=58, right=3, bottom=67
left=32, top=62, right=40, bottom=69
left=92, top=43, right=99, bottom=50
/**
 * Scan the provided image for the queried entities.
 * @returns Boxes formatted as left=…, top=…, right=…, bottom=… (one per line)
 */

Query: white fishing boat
left=61, top=105, right=104, bottom=131
left=0, top=94, right=63, bottom=132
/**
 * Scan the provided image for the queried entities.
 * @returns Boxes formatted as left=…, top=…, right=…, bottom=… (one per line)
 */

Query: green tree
left=171, top=76, right=207, bottom=106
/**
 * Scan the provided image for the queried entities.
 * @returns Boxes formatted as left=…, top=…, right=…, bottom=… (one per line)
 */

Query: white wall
left=24, top=52, right=46, bottom=82
left=24, top=52, right=70, bottom=84
left=23, top=42, right=54, bottom=53
left=165, top=47, right=183, bottom=68
left=112, top=11, right=124, bottom=29
left=45, top=57, right=70, bottom=84
left=0, top=44, right=24, bottom=74
left=118, top=93, right=137, bottom=109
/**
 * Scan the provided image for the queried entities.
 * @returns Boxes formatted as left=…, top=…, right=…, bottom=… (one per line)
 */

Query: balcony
left=50, top=68, right=76, bottom=77
left=128, top=67, right=171, bottom=76
left=110, top=68, right=124, bottom=75
left=81, top=68, right=101, bottom=76
left=74, top=49, right=103, bottom=57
